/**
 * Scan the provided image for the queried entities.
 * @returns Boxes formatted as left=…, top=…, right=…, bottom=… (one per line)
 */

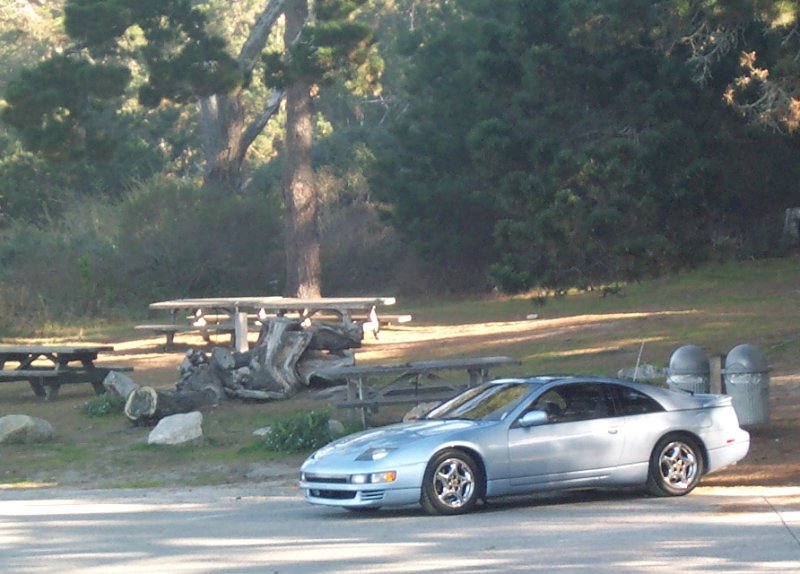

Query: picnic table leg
left=44, top=381, right=60, bottom=401
left=467, top=367, right=492, bottom=387
left=345, top=375, right=369, bottom=427
left=27, top=376, right=47, bottom=398
left=80, top=359, right=107, bottom=395
left=357, top=375, right=369, bottom=427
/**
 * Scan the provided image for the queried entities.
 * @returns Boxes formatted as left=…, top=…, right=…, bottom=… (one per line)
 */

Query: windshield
left=424, top=382, right=535, bottom=421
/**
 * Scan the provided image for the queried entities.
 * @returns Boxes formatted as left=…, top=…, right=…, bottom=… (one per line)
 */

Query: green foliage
left=662, top=0, right=800, bottom=132
left=64, top=0, right=243, bottom=106
left=262, top=411, right=332, bottom=453
left=80, top=393, right=126, bottom=418
left=375, top=0, right=800, bottom=294
left=263, top=0, right=381, bottom=95
left=0, top=178, right=286, bottom=331
left=3, top=55, right=131, bottom=161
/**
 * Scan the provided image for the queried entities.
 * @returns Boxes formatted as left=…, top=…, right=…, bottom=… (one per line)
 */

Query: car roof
left=489, top=374, right=707, bottom=411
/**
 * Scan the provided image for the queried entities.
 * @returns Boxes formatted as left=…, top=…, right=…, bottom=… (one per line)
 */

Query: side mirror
left=518, top=410, right=548, bottom=428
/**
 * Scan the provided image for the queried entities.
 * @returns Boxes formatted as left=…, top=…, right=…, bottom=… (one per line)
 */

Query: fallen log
left=124, top=386, right=219, bottom=425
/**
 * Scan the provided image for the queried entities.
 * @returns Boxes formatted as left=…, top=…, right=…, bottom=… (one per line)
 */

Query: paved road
left=1, top=482, right=798, bottom=573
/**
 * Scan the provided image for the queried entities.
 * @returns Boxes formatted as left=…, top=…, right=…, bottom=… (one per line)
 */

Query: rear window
left=616, top=386, right=664, bottom=415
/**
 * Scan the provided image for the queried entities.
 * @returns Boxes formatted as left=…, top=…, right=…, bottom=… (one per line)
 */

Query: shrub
left=80, top=393, right=126, bottom=418
left=262, top=411, right=332, bottom=453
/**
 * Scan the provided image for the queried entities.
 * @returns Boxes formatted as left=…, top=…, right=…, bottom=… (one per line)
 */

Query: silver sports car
left=300, top=375, right=750, bottom=515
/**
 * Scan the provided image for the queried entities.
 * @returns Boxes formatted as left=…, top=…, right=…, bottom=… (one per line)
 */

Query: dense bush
left=262, top=411, right=332, bottom=453
left=0, top=169, right=411, bottom=334
left=0, top=178, right=286, bottom=332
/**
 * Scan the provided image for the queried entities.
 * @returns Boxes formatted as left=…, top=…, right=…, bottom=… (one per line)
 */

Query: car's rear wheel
left=420, top=448, right=483, bottom=515
left=647, top=435, right=704, bottom=496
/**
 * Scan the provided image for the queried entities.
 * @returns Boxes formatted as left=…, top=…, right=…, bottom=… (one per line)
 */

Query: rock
left=402, top=402, right=441, bottom=422
left=148, top=412, right=204, bottom=445
left=0, top=414, right=54, bottom=445
left=253, top=426, right=271, bottom=438
left=328, top=418, right=346, bottom=437
left=103, top=370, right=140, bottom=399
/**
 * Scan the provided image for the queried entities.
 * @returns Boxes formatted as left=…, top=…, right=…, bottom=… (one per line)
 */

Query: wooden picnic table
left=0, top=344, right=129, bottom=400
left=315, top=355, right=522, bottom=426
left=146, top=296, right=398, bottom=352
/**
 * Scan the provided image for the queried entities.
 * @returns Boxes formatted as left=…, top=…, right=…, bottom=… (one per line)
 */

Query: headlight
left=356, top=447, right=396, bottom=461
left=350, top=471, right=397, bottom=484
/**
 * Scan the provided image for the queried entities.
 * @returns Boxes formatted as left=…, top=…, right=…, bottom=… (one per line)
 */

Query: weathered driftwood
left=247, top=318, right=312, bottom=395
left=297, top=349, right=355, bottom=385
left=131, top=317, right=362, bottom=421
left=304, top=321, right=362, bottom=351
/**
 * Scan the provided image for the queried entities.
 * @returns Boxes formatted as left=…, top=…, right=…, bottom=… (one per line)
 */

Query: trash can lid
left=668, top=344, right=709, bottom=375
left=723, top=343, right=770, bottom=374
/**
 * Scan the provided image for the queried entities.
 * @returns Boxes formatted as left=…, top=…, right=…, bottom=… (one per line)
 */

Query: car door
left=506, top=382, right=626, bottom=488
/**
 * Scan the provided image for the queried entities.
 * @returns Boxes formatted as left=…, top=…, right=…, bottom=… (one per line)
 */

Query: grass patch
left=1, top=255, right=798, bottom=488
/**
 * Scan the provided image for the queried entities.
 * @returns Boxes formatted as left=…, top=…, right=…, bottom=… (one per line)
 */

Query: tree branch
left=238, top=88, right=285, bottom=164
left=238, top=0, right=285, bottom=73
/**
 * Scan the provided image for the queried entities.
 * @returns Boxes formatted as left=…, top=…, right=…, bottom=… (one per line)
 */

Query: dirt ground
left=96, top=318, right=799, bottom=490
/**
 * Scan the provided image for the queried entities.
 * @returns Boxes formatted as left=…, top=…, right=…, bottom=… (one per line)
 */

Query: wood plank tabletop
left=149, top=296, right=396, bottom=311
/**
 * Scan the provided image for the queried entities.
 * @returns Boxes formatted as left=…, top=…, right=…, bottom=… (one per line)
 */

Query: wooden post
left=234, top=311, right=249, bottom=353
left=709, top=354, right=724, bottom=394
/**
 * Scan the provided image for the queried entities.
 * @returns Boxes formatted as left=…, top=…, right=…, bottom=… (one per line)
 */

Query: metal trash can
left=722, top=344, right=770, bottom=426
left=667, top=344, right=710, bottom=394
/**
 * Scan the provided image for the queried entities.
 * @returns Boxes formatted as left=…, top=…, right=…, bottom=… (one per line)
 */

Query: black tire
left=420, top=449, right=483, bottom=515
left=646, top=435, right=704, bottom=497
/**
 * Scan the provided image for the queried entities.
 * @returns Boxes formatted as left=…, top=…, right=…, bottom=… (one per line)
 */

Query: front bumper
left=299, top=461, right=426, bottom=509
left=300, top=480, right=421, bottom=508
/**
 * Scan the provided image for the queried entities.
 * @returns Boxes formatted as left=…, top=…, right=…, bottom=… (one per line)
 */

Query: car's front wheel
left=647, top=435, right=704, bottom=496
left=420, top=448, right=483, bottom=515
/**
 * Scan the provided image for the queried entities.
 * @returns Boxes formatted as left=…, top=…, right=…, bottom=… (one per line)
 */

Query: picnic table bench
left=315, top=355, right=521, bottom=426
left=134, top=321, right=236, bottom=349
left=0, top=344, right=132, bottom=400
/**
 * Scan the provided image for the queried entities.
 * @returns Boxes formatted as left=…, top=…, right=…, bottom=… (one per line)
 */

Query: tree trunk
left=200, top=93, right=246, bottom=191
left=284, top=0, right=322, bottom=298
left=198, top=0, right=286, bottom=193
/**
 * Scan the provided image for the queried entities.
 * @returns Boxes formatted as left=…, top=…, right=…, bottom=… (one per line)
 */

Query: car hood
left=310, top=419, right=482, bottom=461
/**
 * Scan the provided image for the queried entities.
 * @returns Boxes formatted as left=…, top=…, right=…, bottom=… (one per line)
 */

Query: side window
left=531, top=383, right=613, bottom=423
left=616, top=386, right=664, bottom=415
left=531, top=390, right=567, bottom=422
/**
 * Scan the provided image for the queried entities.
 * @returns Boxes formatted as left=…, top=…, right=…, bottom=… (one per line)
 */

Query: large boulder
left=0, top=414, right=54, bottom=445
left=148, top=411, right=203, bottom=445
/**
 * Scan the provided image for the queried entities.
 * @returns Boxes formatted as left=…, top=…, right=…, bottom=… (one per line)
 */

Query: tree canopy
left=374, top=0, right=799, bottom=292
left=1, top=0, right=798, bottom=321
